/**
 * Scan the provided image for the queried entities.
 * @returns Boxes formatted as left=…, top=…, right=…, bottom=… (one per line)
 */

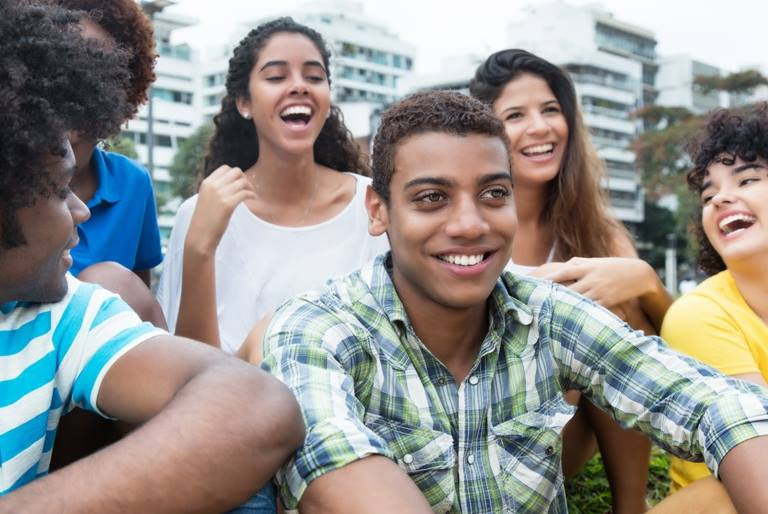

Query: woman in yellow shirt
left=661, top=103, right=768, bottom=492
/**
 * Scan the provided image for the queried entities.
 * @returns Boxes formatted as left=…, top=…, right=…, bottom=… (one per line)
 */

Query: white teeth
left=438, top=254, right=484, bottom=266
left=719, top=213, right=756, bottom=234
left=521, top=143, right=554, bottom=156
left=280, top=105, right=312, bottom=117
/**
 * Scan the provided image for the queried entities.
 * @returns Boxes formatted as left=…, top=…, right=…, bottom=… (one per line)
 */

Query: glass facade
left=595, top=22, right=656, bottom=61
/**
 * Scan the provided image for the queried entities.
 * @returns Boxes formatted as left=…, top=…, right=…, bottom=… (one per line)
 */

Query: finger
left=207, top=164, right=234, bottom=180
left=538, top=265, right=587, bottom=283
left=529, top=262, right=566, bottom=278
left=567, top=280, right=591, bottom=296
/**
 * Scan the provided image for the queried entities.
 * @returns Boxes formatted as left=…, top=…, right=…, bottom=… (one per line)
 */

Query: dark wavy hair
left=53, top=0, right=155, bottom=136
left=371, top=91, right=509, bottom=201
left=686, top=103, right=768, bottom=275
left=203, top=17, right=367, bottom=178
left=470, top=49, right=625, bottom=260
left=0, top=0, right=130, bottom=247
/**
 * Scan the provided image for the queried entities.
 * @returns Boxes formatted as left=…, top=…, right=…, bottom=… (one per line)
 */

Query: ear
left=235, top=96, right=252, bottom=120
left=365, top=185, right=389, bottom=236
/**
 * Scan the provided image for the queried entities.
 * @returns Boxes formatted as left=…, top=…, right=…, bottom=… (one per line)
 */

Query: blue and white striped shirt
left=0, top=275, right=162, bottom=494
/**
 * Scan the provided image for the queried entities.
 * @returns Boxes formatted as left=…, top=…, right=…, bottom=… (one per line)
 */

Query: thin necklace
left=247, top=166, right=319, bottom=225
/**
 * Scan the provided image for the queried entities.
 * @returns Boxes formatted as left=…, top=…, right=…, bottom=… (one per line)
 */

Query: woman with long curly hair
left=157, top=17, right=387, bottom=355
left=470, top=49, right=672, bottom=513
left=661, top=104, right=768, bottom=494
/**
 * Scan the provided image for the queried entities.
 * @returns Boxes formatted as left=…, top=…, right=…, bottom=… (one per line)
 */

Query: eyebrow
left=403, top=172, right=512, bottom=190
left=701, top=162, right=766, bottom=191
left=500, top=99, right=559, bottom=115
left=258, top=60, right=327, bottom=73
left=734, top=162, right=765, bottom=173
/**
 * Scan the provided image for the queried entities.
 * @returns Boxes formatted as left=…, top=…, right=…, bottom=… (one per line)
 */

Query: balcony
left=569, top=72, right=636, bottom=93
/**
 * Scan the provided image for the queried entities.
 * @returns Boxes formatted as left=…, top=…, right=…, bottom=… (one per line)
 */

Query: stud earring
left=241, top=111, right=251, bottom=119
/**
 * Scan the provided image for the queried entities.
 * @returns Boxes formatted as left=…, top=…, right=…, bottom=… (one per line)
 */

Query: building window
left=564, top=64, right=635, bottom=92
left=581, top=95, right=630, bottom=119
left=589, top=127, right=633, bottom=149
left=137, top=133, right=173, bottom=147
left=205, top=72, right=226, bottom=87
left=153, top=87, right=193, bottom=105
left=205, top=93, right=223, bottom=107
left=157, top=41, right=192, bottom=61
left=595, top=22, right=656, bottom=61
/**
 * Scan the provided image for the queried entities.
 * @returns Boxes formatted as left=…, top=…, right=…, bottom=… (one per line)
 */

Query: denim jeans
left=226, top=482, right=277, bottom=514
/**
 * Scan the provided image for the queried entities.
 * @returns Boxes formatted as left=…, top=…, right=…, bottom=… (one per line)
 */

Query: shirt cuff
left=277, top=417, right=393, bottom=509
left=701, top=384, right=768, bottom=477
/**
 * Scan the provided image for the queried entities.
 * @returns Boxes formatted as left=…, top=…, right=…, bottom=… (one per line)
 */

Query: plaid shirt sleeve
left=261, top=295, right=394, bottom=509
left=546, top=283, right=768, bottom=477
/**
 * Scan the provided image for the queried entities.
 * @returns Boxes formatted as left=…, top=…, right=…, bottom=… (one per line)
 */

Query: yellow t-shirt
left=661, top=270, right=768, bottom=493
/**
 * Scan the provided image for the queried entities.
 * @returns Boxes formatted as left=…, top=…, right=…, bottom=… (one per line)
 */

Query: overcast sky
left=168, top=0, right=767, bottom=75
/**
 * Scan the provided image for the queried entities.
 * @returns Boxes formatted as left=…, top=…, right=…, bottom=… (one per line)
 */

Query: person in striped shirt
left=262, top=91, right=768, bottom=513
left=0, top=2, right=303, bottom=511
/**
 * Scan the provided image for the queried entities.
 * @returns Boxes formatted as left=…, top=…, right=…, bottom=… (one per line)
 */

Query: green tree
left=695, top=69, right=768, bottom=94
left=169, top=122, right=214, bottom=201
left=104, top=134, right=139, bottom=160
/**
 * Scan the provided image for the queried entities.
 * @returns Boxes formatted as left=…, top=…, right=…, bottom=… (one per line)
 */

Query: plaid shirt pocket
left=490, top=397, right=573, bottom=512
left=365, top=413, right=456, bottom=513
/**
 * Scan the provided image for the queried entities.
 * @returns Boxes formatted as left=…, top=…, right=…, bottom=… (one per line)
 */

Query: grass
left=565, top=447, right=671, bottom=513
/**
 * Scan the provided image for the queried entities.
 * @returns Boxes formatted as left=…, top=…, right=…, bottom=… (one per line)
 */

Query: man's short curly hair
left=686, top=103, right=768, bottom=274
left=0, top=0, right=130, bottom=247
left=371, top=91, right=509, bottom=201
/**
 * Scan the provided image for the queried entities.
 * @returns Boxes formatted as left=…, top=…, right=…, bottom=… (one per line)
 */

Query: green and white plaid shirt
left=263, top=254, right=768, bottom=513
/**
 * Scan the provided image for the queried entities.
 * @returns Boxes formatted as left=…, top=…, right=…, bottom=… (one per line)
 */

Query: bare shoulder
left=609, top=225, right=638, bottom=258
left=319, top=166, right=358, bottom=207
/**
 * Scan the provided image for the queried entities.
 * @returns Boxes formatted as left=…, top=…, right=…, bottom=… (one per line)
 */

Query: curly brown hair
left=55, top=0, right=156, bottom=115
left=371, top=91, right=509, bottom=201
left=203, top=17, right=368, bottom=178
left=686, top=103, right=768, bottom=275
left=470, top=49, right=626, bottom=260
left=0, top=0, right=130, bottom=247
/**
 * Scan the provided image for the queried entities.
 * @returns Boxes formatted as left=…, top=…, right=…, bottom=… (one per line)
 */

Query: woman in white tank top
left=157, top=19, right=388, bottom=356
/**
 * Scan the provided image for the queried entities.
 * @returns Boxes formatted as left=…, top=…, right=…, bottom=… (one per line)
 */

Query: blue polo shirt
left=70, top=148, right=163, bottom=276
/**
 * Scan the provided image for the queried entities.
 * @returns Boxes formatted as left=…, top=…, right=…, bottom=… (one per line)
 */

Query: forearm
left=0, top=360, right=304, bottom=513
left=718, top=435, right=768, bottom=513
left=637, top=266, right=673, bottom=332
left=299, top=456, right=433, bottom=514
left=176, top=245, right=220, bottom=346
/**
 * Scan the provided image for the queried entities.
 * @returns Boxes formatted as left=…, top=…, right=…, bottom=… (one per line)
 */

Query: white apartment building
left=657, top=56, right=723, bottom=114
left=122, top=10, right=202, bottom=241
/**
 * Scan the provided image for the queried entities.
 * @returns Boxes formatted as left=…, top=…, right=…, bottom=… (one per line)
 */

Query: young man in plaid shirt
left=263, top=91, right=768, bottom=513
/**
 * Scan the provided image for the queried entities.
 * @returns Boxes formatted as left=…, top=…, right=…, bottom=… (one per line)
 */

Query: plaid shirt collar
left=362, top=253, right=534, bottom=368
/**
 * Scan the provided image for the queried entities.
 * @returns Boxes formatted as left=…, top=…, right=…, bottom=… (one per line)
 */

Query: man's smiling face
left=367, top=131, right=515, bottom=312
left=0, top=141, right=90, bottom=304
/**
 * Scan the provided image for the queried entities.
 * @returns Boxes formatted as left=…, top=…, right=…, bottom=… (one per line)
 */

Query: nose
left=525, top=112, right=550, bottom=136
left=444, top=195, right=490, bottom=240
left=710, top=188, right=735, bottom=207
left=289, top=73, right=309, bottom=96
left=68, top=191, right=90, bottom=225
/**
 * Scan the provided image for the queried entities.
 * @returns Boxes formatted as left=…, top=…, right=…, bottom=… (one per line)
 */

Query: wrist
left=183, top=237, right=216, bottom=264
